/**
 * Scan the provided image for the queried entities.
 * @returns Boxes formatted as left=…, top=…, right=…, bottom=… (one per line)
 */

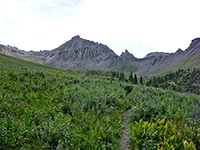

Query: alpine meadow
left=0, top=39, right=200, bottom=149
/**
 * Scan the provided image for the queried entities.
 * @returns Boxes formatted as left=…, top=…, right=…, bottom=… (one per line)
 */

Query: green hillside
left=0, top=54, right=199, bottom=149
left=146, top=68, right=200, bottom=95
left=173, top=55, right=200, bottom=70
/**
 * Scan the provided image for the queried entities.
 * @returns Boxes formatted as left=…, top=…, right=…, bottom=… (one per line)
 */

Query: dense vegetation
left=0, top=54, right=131, bottom=149
left=0, top=54, right=200, bottom=149
left=146, top=68, right=200, bottom=95
left=128, top=85, right=200, bottom=149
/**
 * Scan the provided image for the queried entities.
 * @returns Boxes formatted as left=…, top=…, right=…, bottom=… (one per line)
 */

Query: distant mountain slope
left=0, top=36, right=127, bottom=71
left=135, top=38, right=200, bottom=76
left=0, top=36, right=200, bottom=77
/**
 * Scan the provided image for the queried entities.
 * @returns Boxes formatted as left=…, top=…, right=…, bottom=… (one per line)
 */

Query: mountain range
left=0, top=36, right=200, bottom=76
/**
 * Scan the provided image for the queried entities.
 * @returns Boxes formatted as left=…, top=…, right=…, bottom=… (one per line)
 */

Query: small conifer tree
left=110, top=72, right=113, bottom=84
left=133, top=74, right=138, bottom=84
left=140, top=76, right=143, bottom=85
left=129, top=71, right=133, bottom=83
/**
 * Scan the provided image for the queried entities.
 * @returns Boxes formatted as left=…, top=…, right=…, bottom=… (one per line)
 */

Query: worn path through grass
left=120, top=93, right=133, bottom=150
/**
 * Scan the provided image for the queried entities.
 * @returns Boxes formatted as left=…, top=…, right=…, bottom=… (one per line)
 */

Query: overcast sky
left=0, top=0, right=200, bottom=58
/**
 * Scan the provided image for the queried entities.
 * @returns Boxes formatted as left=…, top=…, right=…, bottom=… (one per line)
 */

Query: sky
left=0, top=0, right=200, bottom=58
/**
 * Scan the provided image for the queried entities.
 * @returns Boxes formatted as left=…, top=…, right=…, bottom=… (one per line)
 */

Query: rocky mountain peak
left=42, top=35, right=119, bottom=70
left=71, top=35, right=81, bottom=40
left=120, top=49, right=135, bottom=59
left=187, top=38, right=200, bottom=50
left=175, top=48, right=183, bottom=54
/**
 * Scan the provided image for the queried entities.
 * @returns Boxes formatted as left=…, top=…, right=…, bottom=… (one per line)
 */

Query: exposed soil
left=120, top=108, right=132, bottom=150
left=120, top=93, right=132, bottom=150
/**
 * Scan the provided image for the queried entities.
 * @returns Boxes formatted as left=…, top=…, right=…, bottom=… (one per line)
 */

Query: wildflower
left=101, top=123, right=105, bottom=126
left=195, top=112, right=200, bottom=118
left=92, top=131, right=94, bottom=134
left=49, top=107, right=51, bottom=110
left=2, top=118, right=5, bottom=122
left=12, top=114, right=15, bottom=120
left=98, top=136, right=102, bottom=139
left=54, top=106, right=57, bottom=109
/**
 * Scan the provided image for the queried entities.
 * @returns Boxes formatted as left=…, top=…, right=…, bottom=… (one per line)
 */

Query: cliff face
left=0, top=36, right=200, bottom=76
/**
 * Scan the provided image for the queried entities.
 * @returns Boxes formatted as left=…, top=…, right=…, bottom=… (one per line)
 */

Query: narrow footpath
left=120, top=93, right=132, bottom=150
left=120, top=108, right=132, bottom=150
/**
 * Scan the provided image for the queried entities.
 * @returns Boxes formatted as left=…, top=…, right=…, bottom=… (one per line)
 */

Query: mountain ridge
left=0, top=36, right=200, bottom=76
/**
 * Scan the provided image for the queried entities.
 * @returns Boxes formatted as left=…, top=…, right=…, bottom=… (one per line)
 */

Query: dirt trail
left=120, top=108, right=132, bottom=150
left=120, top=94, right=132, bottom=150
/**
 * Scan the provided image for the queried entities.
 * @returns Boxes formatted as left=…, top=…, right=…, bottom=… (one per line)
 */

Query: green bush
left=130, top=119, right=199, bottom=150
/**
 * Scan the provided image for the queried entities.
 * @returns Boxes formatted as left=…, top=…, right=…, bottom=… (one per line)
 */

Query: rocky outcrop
left=120, top=49, right=136, bottom=60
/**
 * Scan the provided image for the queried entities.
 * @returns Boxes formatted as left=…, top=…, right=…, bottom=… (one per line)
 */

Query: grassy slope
left=173, top=55, right=200, bottom=70
left=0, top=54, right=199, bottom=149
left=0, top=54, right=130, bottom=149
left=0, top=54, right=76, bottom=75
left=147, top=54, right=200, bottom=79
left=116, top=62, right=138, bottom=75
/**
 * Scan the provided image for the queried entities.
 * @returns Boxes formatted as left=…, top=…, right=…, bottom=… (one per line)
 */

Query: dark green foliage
left=119, top=72, right=125, bottom=81
left=133, top=74, right=138, bottom=84
left=139, top=76, right=143, bottom=85
left=124, top=85, right=133, bottom=95
left=77, top=69, right=120, bottom=78
left=110, top=72, right=113, bottom=84
left=129, top=71, right=133, bottom=83
left=146, top=68, right=200, bottom=95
